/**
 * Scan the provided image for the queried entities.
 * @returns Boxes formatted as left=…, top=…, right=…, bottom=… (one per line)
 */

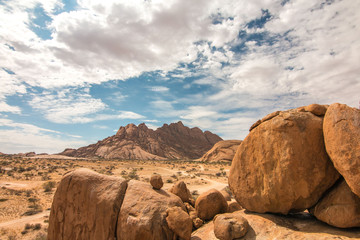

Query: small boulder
left=193, top=217, right=204, bottom=229
left=150, top=174, right=163, bottom=190
left=304, top=103, right=328, bottom=116
left=166, top=206, right=192, bottom=240
left=220, top=189, right=231, bottom=201
left=310, top=179, right=360, bottom=228
left=213, top=212, right=249, bottom=240
left=227, top=201, right=242, bottom=213
left=323, top=103, right=360, bottom=197
left=169, top=181, right=192, bottom=203
left=195, top=188, right=228, bottom=221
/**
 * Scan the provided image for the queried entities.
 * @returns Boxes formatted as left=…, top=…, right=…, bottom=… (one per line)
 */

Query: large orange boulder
left=229, top=107, right=339, bottom=214
left=195, top=188, right=228, bottom=221
left=310, top=179, right=360, bottom=228
left=323, top=103, right=360, bottom=197
left=47, top=169, right=128, bottom=240
left=116, top=180, right=186, bottom=240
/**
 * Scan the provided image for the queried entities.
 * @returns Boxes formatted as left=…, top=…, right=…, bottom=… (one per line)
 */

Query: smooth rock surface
left=229, top=108, right=339, bottom=214
left=117, top=180, right=185, bottom=240
left=191, top=210, right=360, bottom=240
left=323, top=103, right=360, bottom=197
left=48, top=168, right=128, bottom=240
left=310, top=179, right=360, bottom=228
left=195, top=189, right=228, bottom=221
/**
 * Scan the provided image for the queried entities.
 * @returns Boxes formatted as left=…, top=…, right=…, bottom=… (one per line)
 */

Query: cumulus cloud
left=1, top=0, right=360, bottom=148
left=28, top=87, right=144, bottom=124
left=0, top=118, right=87, bottom=154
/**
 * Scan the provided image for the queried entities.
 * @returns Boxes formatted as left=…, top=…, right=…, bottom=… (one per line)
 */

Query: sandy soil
left=0, top=156, right=230, bottom=239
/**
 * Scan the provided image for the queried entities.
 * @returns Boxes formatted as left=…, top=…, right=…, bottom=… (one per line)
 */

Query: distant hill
left=197, top=140, right=242, bottom=162
left=59, top=121, right=222, bottom=160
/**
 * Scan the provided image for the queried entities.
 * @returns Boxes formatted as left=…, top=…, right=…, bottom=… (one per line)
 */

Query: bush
left=34, top=232, right=47, bottom=240
left=43, top=181, right=55, bottom=192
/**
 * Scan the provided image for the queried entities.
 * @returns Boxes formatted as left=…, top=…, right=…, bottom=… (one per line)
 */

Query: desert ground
left=0, top=155, right=230, bottom=240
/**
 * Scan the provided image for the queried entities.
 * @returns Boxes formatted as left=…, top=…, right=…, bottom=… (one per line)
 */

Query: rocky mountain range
left=59, top=121, right=222, bottom=160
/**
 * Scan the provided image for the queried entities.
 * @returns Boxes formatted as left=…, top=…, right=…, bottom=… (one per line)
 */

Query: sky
left=0, top=0, right=359, bottom=154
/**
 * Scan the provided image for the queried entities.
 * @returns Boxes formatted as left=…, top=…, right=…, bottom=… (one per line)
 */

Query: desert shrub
left=127, top=170, right=139, bottom=180
left=0, top=198, right=8, bottom=202
left=23, top=207, right=42, bottom=216
left=24, top=224, right=32, bottom=230
left=166, top=179, right=173, bottom=183
left=33, top=224, right=41, bottom=230
left=43, top=181, right=55, bottom=192
left=28, top=198, right=39, bottom=205
left=25, top=190, right=33, bottom=197
left=34, top=232, right=47, bottom=240
left=215, top=172, right=221, bottom=177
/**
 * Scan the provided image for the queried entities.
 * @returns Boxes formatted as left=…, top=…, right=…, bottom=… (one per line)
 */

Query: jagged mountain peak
left=60, top=122, right=222, bottom=160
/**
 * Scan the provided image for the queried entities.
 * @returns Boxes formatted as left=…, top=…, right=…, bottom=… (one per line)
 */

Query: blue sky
left=0, top=0, right=359, bottom=153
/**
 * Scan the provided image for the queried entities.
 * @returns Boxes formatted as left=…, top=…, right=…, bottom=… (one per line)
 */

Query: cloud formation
left=0, top=0, right=359, bottom=152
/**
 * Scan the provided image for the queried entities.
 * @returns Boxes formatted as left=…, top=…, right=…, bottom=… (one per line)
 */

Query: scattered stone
left=193, top=218, right=204, bottom=229
left=310, top=179, right=360, bottom=228
left=195, top=188, right=228, bottom=221
left=185, top=202, right=203, bottom=229
left=227, top=201, right=242, bottom=213
left=213, top=212, right=249, bottom=240
left=169, top=181, right=192, bottom=203
left=47, top=169, right=128, bottom=240
left=229, top=108, right=339, bottom=214
left=323, top=103, right=360, bottom=197
left=166, top=206, right=192, bottom=240
left=117, top=180, right=185, bottom=240
left=150, top=174, right=163, bottom=190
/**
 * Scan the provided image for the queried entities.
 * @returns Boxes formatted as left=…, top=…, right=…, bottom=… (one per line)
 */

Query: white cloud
left=0, top=118, right=87, bottom=154
left=29, top=88, right=108, bottom=123
left=149, top=86, right=169, bottom=92
left=0, top=102, right=22, bottom=114
left=28, top=88, right=145, bottom=124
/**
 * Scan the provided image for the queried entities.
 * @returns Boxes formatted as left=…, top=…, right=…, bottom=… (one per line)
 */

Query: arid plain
left=0, top=155, right=229, bottom=240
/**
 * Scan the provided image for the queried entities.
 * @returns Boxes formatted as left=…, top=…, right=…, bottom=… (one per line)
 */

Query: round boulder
left=166, top=206, right=192, bottom=240
left=213, top=212, right=249, bottom=240
left=323, top=103, right=360, bottom=197
left=227, top=201, right=242, bottom=213
left=195, top=188, right=228, bottom=221
left=310, top=179, right=360, bottom=228
left=229, top=109, right=339, bottom=214
left=150, top=174, right=163, bottom=190
left=169, top=181, right=192, bottom=203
